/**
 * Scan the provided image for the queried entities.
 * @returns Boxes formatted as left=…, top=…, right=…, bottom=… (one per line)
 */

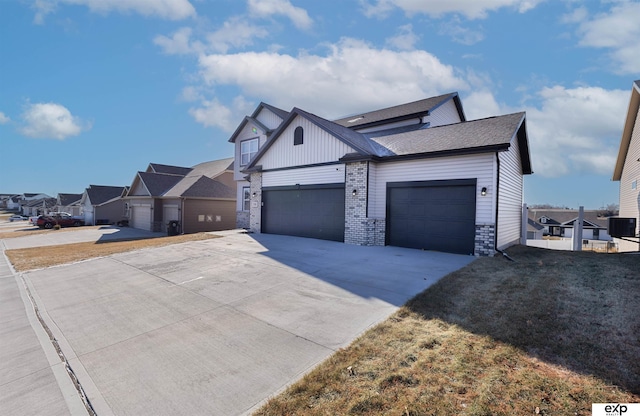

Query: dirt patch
left=5, top=233, right=219, bottom=271
left=255, top=246, right=640, bottom=416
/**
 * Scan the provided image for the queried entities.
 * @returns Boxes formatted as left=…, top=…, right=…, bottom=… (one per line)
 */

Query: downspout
left=494, top=152, right=500, bottom=254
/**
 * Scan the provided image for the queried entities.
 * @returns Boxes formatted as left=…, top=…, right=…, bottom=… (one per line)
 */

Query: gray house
left=80, top=185, right=128, bottom=226
left=230, top=93, right=532, bottom=256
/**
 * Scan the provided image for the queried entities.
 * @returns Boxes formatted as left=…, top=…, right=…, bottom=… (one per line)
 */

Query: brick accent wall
left=475, top=224, right=495, bottom=256
left=344, top=161, right=385, bottom=246
left=236, top=211, right=249, bottom=229
left=249, top=172, right=262, bottom=233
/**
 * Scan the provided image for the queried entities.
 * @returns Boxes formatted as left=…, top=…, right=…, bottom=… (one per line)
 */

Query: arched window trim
left=294, top=126, right=304, bottom=145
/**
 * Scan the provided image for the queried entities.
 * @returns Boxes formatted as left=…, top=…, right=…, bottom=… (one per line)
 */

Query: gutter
left=494, top=152, right=501, bottom=253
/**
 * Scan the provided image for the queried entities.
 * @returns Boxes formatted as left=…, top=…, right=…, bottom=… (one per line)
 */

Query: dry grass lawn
left=256, top=245, right=640, bottom=416
left=5, top=232, right=218, bottom=271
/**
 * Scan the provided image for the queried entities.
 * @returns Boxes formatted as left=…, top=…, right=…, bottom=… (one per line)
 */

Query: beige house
left=613, top=80, right=640, bottom=252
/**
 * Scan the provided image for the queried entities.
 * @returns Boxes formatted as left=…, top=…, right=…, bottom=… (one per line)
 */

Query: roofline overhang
left=613, top=80, right=640, bottom=181
left=338, top=143, right=511, bottom=164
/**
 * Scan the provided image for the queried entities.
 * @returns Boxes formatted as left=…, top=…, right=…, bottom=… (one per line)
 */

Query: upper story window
left=633, top=180, right=637, bottom=190
left=240, top=138, right=259, bottom=166
left=294, top=126, right=303, bottom=145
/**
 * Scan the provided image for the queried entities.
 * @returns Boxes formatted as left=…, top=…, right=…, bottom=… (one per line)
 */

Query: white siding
left=259, top=116, right=356, bottom=169
left=128, top=177, right=149, bottom=196
left=619, top=107, right=640, bottom=237
left=370, top=154, right=496, bottom=222
left=426, top=99, right=463, bottom=127
left=497, top=136, right=524, bottom=249
left=256, top=108, right=284, bottom=130
left=236, top=179, right=250, bottom=211
left=263, top=165, right=345, bottom=187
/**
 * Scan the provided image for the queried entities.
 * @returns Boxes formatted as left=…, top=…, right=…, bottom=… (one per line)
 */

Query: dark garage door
left=262, top=184, right=345, bottom=242
left=387, top=179, right=476, bottom=255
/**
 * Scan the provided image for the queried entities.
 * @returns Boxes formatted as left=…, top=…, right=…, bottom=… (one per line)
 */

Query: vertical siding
left=262, top=165, right=345, bottom=187
left=497, top=136, right=524, bottom=249
left=371, top=154, right=495, bottom=222
left=425, top=99, right=463, bottom=127
left=259, top=116, right=356, bottom=169
left=619, top=107, right=640, bottom=237
left=256, top=108, right=285, bottom=130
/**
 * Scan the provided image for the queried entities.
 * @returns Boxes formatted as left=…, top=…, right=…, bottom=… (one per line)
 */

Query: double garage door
left=261, top=184, right=345, bottom=242
left=386, top=180, right=477, bottom=255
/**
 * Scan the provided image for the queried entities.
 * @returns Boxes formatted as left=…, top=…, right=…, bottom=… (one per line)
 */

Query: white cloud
left=33, top=0, right=195, bottom=23
left=189, top=96, right=252, bottom=132
left=196, top=37, right=468, bottom=123
left=247, top=0, right=313, bottom=30
left=362, top=0, right=543, bottom=20
left=438, top=17, right=485, bottom=45
left=573, top=1, right=640, bottom=74
left=523, top=86, right=628, bottom=177
left=154, top=27, right=204, bottom=55
left=0, top=112, right=10, bottom=124
left=205, top=16, right=269, bottom=53
left=385, top=24, right=419, bottom=50
left=19, top=102, right=91, bottom=140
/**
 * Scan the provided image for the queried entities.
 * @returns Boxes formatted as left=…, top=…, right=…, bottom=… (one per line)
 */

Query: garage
left=131, top=205, right=152, bottom=231
left=386, top=179, right=476, bottom=255
left=262, top=184, right=345, bottom=242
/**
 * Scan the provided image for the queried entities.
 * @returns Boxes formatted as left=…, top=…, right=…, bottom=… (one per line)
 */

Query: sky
left=1, top=0, right=639, bottom=209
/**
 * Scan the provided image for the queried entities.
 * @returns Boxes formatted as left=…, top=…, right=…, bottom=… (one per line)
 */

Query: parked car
left=8, top=214, right=28, bottom=222
left=37, top=213, right=85, bottom=229
left=29, top=216, right=39, bottom=225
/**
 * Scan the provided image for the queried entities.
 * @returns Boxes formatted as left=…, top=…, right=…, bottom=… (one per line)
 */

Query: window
left=633, top=180, right=637, bottom=190
left=242, top=186, right=251, bottom=211
left=240, top=138, right=259, bottom=166
left=294, top=126, right=303, bottom=145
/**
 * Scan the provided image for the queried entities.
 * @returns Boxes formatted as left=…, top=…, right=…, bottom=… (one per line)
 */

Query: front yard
left=256, top=246, right=639, bottom=415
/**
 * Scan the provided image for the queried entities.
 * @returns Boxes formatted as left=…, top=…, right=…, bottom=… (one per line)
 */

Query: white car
left=9, top=214, right=28, bottom=222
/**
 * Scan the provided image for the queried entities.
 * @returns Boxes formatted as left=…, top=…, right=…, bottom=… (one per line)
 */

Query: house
left=527, top=209, right=612, bottom=240
left=527, top=218, right=545, bottom=240
left=55, top=193, right=83, bottom=216
left=230, top=93, right=533, bottom=256
left=80, top=185, right=128, bottom=226
left=22, top=197, right=56, bottom=216
left=612, top=80, right=640, bottom=251
left=125, top=158, right=235, bottom=233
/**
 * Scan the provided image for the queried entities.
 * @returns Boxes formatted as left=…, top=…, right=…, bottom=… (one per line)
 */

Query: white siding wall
left=256, top=108, right=284, bottom=130
left=619, top=107, right=640, bottom=237
left=259, top=116, right=356, bottom=169
left=425, top=99, right=463, bottom=127
left=262, top=165, right=345, bottom=187
left=497, top=136, right=524, bottom=249
left=370, top=154, right=496, bottom=222
left=128, top=178, right=148, bottom=196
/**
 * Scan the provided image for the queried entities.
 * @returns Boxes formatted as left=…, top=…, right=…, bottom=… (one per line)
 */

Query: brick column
left=344, top=161, right=369, bottom=245
left=474, top=224, right=495, bottom=256
left=249, top=172, right=262, bottom=233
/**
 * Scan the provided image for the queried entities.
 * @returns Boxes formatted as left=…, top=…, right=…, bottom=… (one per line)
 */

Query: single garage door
left=131, top=205, right=152, bottom=231
left=262, top=184, right=345, bottom=242
left=387, top=179, right=476, bottom=255
left=163, top=204, right=179, bottom=232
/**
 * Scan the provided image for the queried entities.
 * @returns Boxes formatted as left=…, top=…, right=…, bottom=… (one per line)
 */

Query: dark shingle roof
left=86, top=185, right=127, bottom=206
left=166, top=176, right=235, bottom=199
left=137, top=172, right=184, bottom=197
left=58, top=193, right=83, bottom=206
left=148, top=163, right=193, bottom=176
left=528, top=209, right=608, bottom=228
left=370, top=112, right=525, bottom=156
left=333, top=93, right=462, bottom=128
left=190, top=157, right=234, bottom=178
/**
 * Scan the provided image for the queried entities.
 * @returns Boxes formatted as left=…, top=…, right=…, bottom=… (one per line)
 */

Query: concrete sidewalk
left=5, top=230, right=475, bottom=415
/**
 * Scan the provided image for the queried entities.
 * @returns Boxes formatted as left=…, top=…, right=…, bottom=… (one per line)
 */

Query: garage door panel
left=262, top=186, right=345, bottom=242
left=387, top=181, right=476, bottom=255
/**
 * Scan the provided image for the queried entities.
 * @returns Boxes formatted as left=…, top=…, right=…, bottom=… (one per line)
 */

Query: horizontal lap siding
left=497, top=137, right=524, bottom=249
left=371, top=154, right=495, bottom=222
left=425, top=99, right=463, bottom=127
left=620, top=108, right=640, bottom=237
left=259, top=116, right=356, bottom=170
left=262, top=165, right=345, bottom=187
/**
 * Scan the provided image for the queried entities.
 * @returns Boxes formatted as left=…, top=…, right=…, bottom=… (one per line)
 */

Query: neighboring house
left=230, top=92, right=532, bottom=256
left=527, top=209, right=612, bottom=241
left=55, top=193, right=83, bottom=216
left=80, top=185, right=129, bottom=226
left=612, top=80, right=640, bottom=252
left=126, top=158, right=236, bottom=233
left=22, top=197, right=56, bottom=216
left=527, top=218, right=545, bottom=240
left=6, top=195, right=22, bottom=210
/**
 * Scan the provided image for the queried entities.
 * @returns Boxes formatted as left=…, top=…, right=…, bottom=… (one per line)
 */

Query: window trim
left=294, top=126, right=303, bottom=146
left=240, top=138, right=259, bottom=166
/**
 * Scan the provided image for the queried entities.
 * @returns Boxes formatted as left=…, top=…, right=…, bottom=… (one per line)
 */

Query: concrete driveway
left=2, top=230, right=475, bottom=415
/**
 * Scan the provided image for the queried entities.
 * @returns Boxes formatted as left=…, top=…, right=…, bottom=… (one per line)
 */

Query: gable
left=254, top=114, right=358, bottom=170
left=129, top=174, right=151, bottom=196
left=613, top=80, right=640, bottom=181
left=255, top=107, right=286, bottom=130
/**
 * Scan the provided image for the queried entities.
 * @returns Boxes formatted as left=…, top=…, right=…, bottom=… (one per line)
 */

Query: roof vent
left=348, top=116, right=364, bottom=123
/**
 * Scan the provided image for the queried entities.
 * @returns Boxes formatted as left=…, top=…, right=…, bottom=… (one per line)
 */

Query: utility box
left=608, top=217, right=637, bottom=238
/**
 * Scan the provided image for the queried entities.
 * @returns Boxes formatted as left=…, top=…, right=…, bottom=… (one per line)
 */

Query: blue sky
left=1, top=0, right=638, bottom=209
